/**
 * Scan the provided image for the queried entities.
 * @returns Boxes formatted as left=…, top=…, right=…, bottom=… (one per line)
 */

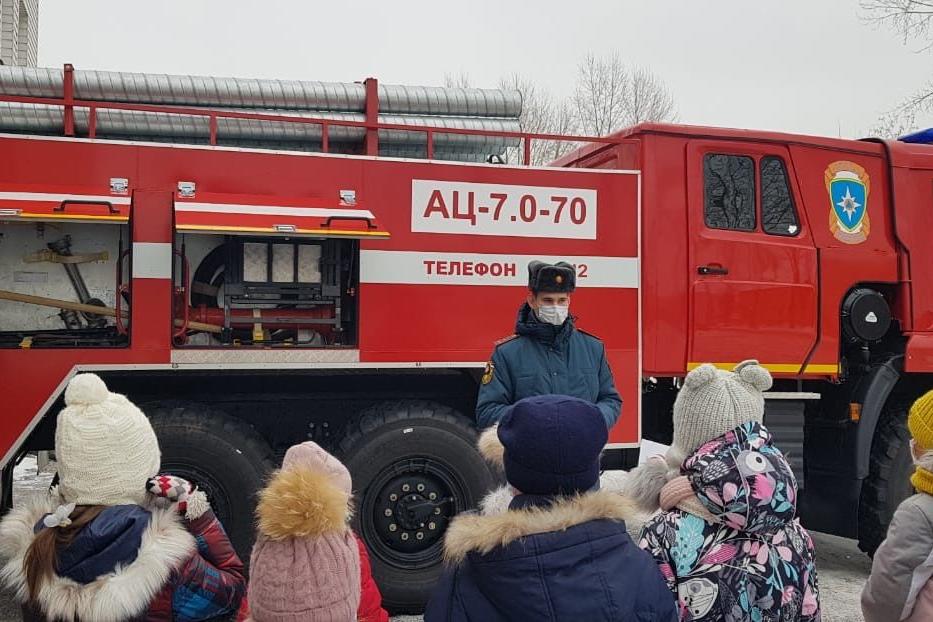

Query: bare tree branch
left=862, top=0, right=933, bottom=44
left=572, top=53, right=677, bottom=136
left=573, top=53, right=629, bottom=135
left=443, top=72, right=473, bottom=89
left=497, top=73, right=579, bottom=165
left=862, top=2, right=933, bottom=135
left=625, top=67, right=679, bottom=126
left=869, top=96, right=923, bottom=137
left=436, top=55, right=678, bottom=163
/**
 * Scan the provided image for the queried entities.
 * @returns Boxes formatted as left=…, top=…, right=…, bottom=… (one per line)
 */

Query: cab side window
left=704, top=154, right=756, bottom=231
left=761, top=157, right=799, bottom=236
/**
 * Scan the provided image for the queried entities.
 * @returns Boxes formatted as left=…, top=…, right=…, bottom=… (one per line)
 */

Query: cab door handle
left=698, top=265, right=729, bottom=276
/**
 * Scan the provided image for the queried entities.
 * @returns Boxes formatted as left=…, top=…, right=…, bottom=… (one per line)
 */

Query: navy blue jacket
left=424, top=491, right=678, bottom=622
left=476, top=303, right=622, bottom=428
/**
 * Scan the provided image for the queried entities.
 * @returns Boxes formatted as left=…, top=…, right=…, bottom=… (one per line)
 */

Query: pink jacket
left=862, top=493, right=933, bottom=622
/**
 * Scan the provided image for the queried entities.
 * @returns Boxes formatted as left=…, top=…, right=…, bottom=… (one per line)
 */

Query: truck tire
left=858, top=399, right=914, bottom=555
left=338, top=400, right=496, bottom=614
left=146, top=403, right=274, bottom=563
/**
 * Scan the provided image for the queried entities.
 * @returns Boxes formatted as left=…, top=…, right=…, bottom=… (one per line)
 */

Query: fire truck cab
left=1, top=65, right=933, bottom=612
left=560, top=123, right=933, bottom=558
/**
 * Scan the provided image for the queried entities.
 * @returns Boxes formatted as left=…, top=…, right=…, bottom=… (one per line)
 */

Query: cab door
left=686, top=141, right=818, bottom=374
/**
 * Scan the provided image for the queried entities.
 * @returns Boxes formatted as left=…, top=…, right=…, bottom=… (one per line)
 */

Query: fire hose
left=0, top=290, right=335, bottom=337
left=0, top=289, right=222, bottom=334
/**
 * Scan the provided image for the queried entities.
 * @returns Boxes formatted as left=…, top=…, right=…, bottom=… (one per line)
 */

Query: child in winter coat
left=425, top=394, right=678, bottom=622
left=0, top=373, right=245, bottom=622
left=246, top=441, right=362, bottom=622
left=862, top=389, right=933, bottom=622
left=356, top=535, right=390, bottom=622
left=237, top=531, right=387, bottom=622
left=628, top=361, right=820, bottom=621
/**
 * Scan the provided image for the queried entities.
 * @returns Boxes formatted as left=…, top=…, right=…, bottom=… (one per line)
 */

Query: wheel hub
left=364, top=460, right=464, bottom=565
left=396, top=492, right=435, bottom=530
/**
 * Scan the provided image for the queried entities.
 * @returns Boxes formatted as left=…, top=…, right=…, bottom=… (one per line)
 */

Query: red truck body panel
left=0, top=134, right=641, bottom=464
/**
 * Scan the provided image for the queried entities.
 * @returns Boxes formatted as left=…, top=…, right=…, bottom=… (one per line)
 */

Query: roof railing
left=0, top=63, right=624, bottom=166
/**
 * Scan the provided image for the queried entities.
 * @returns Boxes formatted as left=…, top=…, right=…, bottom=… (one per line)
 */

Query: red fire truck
left=0, top=65, right=930, bottom=610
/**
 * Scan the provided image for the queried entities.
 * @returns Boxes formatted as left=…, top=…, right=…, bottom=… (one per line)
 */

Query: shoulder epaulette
left=576, top=328, right=603, bottom=341
left=494, top=334, right=519, bottom=347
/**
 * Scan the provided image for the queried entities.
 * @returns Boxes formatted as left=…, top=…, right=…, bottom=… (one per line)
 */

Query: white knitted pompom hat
left=672, top=360, right=773, bottom=459
left=55, top=373, right=161, bottom=506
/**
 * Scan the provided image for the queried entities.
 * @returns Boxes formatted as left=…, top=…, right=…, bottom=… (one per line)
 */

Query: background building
left=1, top=0, right=38, bottom=67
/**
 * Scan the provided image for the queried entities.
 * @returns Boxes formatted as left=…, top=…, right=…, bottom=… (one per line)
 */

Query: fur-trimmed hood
left=256, top=466, right=352, bottom=540
left=0, top=496, right=195, bottom=622
left=425, top=487, right=679, bottom=622
left=444, top=489, right=634, bottom=563
left=477, top=425, right=505, bottom=469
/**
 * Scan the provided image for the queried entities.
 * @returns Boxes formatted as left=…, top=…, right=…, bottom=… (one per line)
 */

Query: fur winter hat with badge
left=625, top=360, right=773, bottom=511
left=54, top=373, right=162, bottom=507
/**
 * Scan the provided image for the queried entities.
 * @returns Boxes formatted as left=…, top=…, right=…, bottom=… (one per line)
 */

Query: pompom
left=257, top=467, right=351, bottom=540
left=735, top=360, right=773, bottom=391
left=684, top=364, right=719, bottom=389
left=64, top=373, right=109, bottom=407
left=282, top=442, right=351, bottom=494
left=185, top=489, right=210, bottom=521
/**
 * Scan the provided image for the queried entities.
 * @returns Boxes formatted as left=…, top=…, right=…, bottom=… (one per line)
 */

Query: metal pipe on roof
left=0, top=66, right=522, bottom=117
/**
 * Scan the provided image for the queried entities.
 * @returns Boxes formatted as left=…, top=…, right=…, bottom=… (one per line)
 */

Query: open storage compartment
left=0, top=197, right=132, bottom=349
left=171, top=192, right=387, bottom=348
left=174, top=233, right=360, bottom=348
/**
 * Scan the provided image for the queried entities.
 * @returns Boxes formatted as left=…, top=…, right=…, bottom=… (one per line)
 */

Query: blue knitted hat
left=497, top=395, right=608, bottom=496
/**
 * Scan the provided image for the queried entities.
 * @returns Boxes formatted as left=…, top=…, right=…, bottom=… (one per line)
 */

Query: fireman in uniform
left=475, top=260, right=622, bottom=429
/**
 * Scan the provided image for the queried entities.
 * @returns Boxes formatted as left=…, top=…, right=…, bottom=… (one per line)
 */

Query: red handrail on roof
left=0, top=65, right=625, bottom=166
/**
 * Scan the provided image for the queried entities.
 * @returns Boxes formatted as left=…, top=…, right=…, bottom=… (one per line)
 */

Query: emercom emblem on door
left=825, top=160, right=870, bottom=245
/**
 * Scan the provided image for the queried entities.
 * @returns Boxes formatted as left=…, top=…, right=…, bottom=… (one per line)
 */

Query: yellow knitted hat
left=908, top=390, right=933, bottom=451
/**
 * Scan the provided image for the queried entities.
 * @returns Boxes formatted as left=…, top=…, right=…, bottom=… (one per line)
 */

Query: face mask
left=536, top=304, right=568, bottom=326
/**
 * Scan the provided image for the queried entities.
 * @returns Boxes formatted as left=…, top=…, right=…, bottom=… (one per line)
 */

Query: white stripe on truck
left=360, top=250, right=639, bottom=288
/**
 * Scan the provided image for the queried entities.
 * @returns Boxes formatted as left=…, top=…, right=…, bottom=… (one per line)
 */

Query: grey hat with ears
left=672, top=360, right=773, bottom=458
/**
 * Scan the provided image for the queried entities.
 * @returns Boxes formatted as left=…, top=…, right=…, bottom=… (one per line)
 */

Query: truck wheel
left=338, top=400, right=496, bottom=613
left=146, top=403, right=274, bottom=563
left=858, top=399, right=914, bottom=555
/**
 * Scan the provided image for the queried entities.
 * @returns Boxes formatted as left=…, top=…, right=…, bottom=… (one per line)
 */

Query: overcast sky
left=36, top=0, right=933, bottom=138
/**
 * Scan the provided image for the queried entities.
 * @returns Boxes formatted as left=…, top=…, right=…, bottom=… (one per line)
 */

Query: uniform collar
left=515, top=303, right=574, bottom=346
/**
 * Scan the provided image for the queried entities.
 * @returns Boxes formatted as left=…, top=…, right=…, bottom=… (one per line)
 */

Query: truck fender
left=906, top=334, right=933, bottom=372
left=854, top=354, right=904, bottom=479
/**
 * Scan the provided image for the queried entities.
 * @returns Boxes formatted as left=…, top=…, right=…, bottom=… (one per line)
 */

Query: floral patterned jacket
left=638, top=422, right=821, bottom=622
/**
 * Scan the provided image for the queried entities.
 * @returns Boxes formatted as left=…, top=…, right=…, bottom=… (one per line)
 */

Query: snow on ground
left=2, top=455, right=871, bottom=621
left=12, top=454, right=54, bottom=503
